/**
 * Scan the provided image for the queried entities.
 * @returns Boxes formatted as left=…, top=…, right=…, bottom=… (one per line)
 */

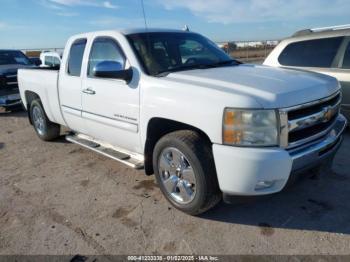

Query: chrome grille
left=279, top=91, right=342, bottom=149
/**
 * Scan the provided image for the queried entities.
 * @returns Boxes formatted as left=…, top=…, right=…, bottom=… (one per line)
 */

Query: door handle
left=83, top=88, right=96, bottom=95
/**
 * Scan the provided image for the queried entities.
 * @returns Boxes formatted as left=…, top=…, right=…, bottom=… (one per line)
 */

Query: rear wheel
left=153, top=130, right=221, bottom=215
left=29, top=99, right=60, bottom=141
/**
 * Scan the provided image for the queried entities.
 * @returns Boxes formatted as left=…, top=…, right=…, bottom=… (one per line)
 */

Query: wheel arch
left=144, top=117, right=212, bottom=176
left=24, top=91, right=41, bottom=125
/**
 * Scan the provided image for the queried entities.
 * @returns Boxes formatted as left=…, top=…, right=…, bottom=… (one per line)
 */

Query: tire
left=153, top=130, right=221, bottom=215
left=29, top=99, right=60, bottom=141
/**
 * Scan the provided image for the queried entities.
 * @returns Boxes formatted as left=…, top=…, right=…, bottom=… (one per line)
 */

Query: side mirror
left=93, top=61, right=133, bottom=83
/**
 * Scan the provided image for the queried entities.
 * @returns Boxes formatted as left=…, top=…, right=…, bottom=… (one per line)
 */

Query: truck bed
left=18, top=68, right=66, bottom=126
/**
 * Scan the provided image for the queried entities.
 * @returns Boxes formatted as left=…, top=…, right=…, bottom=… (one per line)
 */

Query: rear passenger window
left=68, top=39, right=87, bottom=76
left=278, top=37, right=344, bottom=68
left=342, top=42, right=350, bottom=69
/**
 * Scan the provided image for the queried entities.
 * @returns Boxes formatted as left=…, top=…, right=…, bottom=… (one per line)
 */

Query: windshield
left=127, top=32, right=236, bottom=76
left=0, top=50, right=32, bottom=66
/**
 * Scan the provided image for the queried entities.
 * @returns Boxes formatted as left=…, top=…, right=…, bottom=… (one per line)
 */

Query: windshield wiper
left=154, top=59, right=242, bottom=77
left=155, top=64, right=212, bottom=77
left=207, top=59, right=242, bottom=68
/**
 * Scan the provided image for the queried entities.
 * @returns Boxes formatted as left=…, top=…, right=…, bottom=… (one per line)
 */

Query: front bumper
left=0, top=93, right=21, bottom=107
left=213, top=114, right=347, bottom=196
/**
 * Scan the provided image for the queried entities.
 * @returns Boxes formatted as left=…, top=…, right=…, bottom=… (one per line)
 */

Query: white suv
left=264, top=25, right=350, bottom=122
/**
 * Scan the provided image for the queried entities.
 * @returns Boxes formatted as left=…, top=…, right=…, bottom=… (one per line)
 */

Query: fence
left=217, top=40, right=280, bottom=63
left=22, top=48, right=64, bottom=58
left=22, top=40, right=280, bottom=64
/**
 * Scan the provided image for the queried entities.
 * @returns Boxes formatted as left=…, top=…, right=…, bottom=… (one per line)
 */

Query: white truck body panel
left=213, top=144, right=292, bottom=195
left=18, top=69, right=65, bottom=125
left=164, top=65, right=339, bottom=108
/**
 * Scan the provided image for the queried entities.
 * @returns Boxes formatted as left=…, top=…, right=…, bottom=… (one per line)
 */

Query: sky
left=0, top=0, right=350, bottom=49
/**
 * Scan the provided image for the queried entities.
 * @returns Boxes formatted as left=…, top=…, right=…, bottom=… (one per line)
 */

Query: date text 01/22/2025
left=127, top=255, right=219, bottom=261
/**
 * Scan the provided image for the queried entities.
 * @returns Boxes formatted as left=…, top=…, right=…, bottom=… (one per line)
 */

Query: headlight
left=223, top=109, right=278, bottom=146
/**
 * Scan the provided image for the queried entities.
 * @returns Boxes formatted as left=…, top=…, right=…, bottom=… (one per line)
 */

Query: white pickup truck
left=18, top=29, right=347, bottom=215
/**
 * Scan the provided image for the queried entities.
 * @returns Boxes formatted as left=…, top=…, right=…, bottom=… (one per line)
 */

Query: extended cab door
left=59, top=38, right=88, bottom=133
left=81, top=36, right=141, bottom=152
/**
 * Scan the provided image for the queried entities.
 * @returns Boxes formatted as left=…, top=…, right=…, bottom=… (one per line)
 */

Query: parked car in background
left=264, top=25, right=350, bottom=122
left=0, top=50, right=34, bottom=110
left=40, top=51, right=61, bottom=68
left=18, top=29, right=347, bottom=215
left=29, top=57, right=42, bottom=66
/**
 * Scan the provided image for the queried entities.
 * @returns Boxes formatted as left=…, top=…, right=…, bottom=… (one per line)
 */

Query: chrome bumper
left=289, top=114, right=347, bottom=173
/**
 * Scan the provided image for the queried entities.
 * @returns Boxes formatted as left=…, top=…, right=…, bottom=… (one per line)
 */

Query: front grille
left=5, top=74, right=18, bottom=88
left=281, top=92, right=341, bottom=149
left=0, top=74, right=18, bottom=90
left=288, top=94, right=340, bottom=120
left=0, top=76, right=6, bottom=88
left=289, top=115, right=337, bottom=143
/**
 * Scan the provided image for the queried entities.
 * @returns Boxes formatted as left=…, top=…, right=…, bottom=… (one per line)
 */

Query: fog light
left=255, top=181, right=275, bottom=191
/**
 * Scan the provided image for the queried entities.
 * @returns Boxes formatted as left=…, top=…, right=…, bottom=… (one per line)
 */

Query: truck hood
left=0, top=64, right=34, bottom=75
left=165, top=64, right=340, bottom=108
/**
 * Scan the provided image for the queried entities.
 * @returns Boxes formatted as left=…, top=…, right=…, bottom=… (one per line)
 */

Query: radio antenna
left=141, top=0, right=148, bottom=30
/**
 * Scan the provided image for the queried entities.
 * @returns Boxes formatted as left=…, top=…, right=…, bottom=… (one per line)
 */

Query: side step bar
left=66, top=135, right=144, bottom=169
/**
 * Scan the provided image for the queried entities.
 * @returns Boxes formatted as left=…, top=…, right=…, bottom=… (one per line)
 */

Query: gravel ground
left=0, top=109, right=350, bottom=255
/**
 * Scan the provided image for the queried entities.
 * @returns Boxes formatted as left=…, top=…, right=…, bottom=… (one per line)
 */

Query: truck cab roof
left=120, top=28, right=191, bottom=35
left=70, top=28, right=194, bottom=39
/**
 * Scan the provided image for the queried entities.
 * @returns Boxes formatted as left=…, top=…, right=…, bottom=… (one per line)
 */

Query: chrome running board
left=66, top=134, right=144, bottom=169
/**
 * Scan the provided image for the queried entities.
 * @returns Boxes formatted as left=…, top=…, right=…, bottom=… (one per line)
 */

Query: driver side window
left=88, top=37, right=126, bottom=77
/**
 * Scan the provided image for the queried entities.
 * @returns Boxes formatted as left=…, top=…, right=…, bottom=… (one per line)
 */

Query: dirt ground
left=0, top=109, right=350, bottom=255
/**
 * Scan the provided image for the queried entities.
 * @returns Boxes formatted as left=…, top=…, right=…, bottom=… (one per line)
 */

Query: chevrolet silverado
left=18, top=29, right=347, bottom=215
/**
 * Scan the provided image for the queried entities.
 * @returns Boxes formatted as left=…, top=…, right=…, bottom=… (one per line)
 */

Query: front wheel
left=29, top=99, right=60, bottom=141
left=153, top=130, right=221, bottom=215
